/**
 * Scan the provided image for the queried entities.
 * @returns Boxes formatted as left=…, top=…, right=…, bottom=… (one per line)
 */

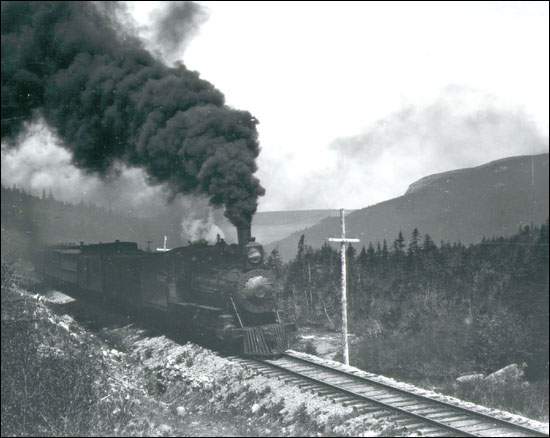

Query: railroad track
left=231, top=350, right=549, bottom=437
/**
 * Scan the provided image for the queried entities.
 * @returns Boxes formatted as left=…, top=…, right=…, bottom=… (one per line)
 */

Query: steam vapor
left=180, top=196, right=226, bottom=244
left=1, top=1, right=264, bottom=227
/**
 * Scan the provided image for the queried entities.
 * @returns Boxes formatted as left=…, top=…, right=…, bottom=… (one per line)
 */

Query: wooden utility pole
left=328, top=209, right=359, bottom=365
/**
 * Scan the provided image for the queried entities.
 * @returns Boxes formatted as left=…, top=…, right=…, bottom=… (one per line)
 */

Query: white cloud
left=175, top=1, right=549, bottom=210
left=1, top=120, right=167, bottom=215
left=261, top=87, right=549, bottom=210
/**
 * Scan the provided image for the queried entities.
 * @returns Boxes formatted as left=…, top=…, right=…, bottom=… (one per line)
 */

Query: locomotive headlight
left=237, top=270, right=278, bottom=313
left=247, top=247, right=262, bottom=264
left=244, top=275, right=272, bottom=298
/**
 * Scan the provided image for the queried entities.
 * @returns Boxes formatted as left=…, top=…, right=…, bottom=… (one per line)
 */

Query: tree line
left=1, top=185, right=181, bottom=256
left=270, top=223, right=549, bottom=380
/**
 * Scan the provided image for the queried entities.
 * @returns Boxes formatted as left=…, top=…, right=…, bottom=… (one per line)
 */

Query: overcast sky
left=3, top=2, right=549, bottom=213
left=129, top=1, right=549, bottom=211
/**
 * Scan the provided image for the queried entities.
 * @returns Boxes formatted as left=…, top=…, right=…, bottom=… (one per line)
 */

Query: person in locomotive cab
left=215, top=234, right=227, bottom=247
left=245, top=238, right=264, bottom=268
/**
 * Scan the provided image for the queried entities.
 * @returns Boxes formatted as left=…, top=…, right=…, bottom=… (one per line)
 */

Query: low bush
left=0, top=278, right=154, bottom=436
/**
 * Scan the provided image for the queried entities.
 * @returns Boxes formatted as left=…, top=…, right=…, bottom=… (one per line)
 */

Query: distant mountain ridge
left=268, top=153, right=549, bottom=260
left=250, top=209, right=342, bottom=244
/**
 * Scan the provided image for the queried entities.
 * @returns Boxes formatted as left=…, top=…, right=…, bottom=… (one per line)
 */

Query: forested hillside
left=270, top=154, right=549, bottom=260
left=275, top=222, right=549, bottom=382
left=1, top=185, right=181, bottom=259
left=0, top=185, right=339, bottom=257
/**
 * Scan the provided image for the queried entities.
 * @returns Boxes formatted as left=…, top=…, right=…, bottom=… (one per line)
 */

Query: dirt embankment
left=2, top=283, right=407, bottom=437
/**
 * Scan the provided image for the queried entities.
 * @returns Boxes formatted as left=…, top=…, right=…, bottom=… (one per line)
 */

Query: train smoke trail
left=1, top=1, right=264, bottom=227
left=150, top=1, right=209, bottom=60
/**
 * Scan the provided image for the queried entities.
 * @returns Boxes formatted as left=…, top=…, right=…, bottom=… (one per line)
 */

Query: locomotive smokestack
left=237, top=224, right=252, bottom=247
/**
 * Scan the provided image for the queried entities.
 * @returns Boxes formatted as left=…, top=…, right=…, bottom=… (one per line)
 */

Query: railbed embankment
left=1, top=282, right=406, bottom=436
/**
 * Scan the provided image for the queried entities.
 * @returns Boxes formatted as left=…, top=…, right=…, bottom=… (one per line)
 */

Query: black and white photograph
left=1, top=1, right=549, bottom=436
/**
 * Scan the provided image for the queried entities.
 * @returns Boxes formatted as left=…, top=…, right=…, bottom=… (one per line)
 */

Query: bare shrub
left=0, top=285, right=153, bottom=436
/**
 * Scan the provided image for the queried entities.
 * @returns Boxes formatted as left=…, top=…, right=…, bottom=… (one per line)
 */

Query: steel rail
left=245, top=357, right=475, bottom=437
left=281, top=351, right=548, bottom=437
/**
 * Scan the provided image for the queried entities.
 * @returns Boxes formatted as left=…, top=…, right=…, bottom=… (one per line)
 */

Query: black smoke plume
left=151, top=1, right=208, bottom=59
left=1, top=1, right=264, bottom=227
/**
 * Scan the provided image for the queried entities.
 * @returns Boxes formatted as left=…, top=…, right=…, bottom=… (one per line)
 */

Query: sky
left=2, top=1, right=549, bottom=213
left=131, top=1, right=550, bottom=211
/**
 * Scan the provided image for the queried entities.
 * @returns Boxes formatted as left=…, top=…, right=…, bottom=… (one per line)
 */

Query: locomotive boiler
left=40, top=225, right=294, bottom=356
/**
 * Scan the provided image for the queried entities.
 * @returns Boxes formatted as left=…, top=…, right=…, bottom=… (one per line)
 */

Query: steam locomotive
left=39, top=225, right=294, bottom=357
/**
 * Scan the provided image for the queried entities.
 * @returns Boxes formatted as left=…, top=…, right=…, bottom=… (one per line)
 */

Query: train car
left=40, top=226, right=294, bottom=357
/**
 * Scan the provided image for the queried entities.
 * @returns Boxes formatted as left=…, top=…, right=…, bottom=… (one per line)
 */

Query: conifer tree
left=267, top=248, right=283, bottom=279
left=408, top=228, right=420, bottom=256
left=358, top=246, right=368, bottom=266
left=393, top=231, right=405, bottom=255
left=297, top=234, right=305, bottom=261
left=382, top=240, right=389, bottom=259
left=367, top=243, right=375, bottom=260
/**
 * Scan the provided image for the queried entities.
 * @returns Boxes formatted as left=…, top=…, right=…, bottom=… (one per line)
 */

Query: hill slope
left=0, top=185, right=338, bottom=254
left=268, top=153, right=549, bottom=260
left=250, top=209, right=341, bottom=244
left=218, top=210, right=344, bottom=245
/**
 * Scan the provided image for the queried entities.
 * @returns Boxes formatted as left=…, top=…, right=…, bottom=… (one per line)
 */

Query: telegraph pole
left=328, top=209, right=359, bottom=365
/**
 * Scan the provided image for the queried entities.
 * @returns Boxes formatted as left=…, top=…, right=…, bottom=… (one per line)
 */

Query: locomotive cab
left=245, top=239, right=264, bottom=269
